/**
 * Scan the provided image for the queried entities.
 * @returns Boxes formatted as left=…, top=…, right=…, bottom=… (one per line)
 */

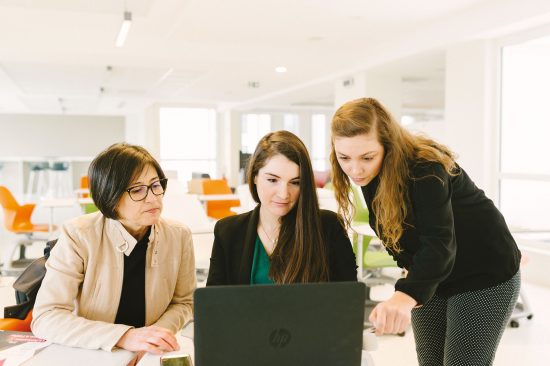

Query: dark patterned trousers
left=411, top=271, right=521, bottom=366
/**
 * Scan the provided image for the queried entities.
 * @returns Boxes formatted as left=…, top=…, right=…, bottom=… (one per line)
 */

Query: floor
left=368, top=282, right=550, bottom=365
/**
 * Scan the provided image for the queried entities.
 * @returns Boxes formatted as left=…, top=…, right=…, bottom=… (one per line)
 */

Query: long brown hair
left=247, top=130, right=329, bottom=283
left=330, top=98, right=457, bottom=252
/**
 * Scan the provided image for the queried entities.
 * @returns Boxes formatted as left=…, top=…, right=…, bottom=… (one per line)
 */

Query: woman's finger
left=147, top=336, right=175, bottom=352
left=150, top=327, right=179, bottom=351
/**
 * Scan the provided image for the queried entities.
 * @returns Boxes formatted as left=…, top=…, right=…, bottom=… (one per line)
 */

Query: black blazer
left=206, top=206, right=357, bottom=285
left=362, top=161, right=521, bottom=305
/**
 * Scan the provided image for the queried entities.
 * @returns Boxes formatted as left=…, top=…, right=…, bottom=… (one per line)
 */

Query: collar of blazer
left=237, top=205, right=261, bottom=284
left=106, top=217, right=160, bottom=266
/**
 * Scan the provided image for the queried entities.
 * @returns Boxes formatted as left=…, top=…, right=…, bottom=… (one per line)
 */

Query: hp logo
left=269, top=328, right=292, bottom=348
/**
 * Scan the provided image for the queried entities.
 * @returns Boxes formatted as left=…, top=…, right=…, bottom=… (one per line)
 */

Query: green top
left=250, top=236, right=274, bottom=284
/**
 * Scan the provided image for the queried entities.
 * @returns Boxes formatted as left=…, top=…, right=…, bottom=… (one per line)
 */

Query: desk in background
left=196, top=193, right=239, bottom=204
left=39, top=197, right=94, bottom=235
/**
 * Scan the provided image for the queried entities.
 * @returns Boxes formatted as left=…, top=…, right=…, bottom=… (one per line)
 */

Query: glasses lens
left=151, top=181, right=165, bottom=195
left=129, top=185, right=147, bottom=201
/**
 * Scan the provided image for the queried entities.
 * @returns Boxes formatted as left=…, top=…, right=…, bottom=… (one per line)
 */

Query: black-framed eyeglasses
left=126, top=178, right=168, bottom=202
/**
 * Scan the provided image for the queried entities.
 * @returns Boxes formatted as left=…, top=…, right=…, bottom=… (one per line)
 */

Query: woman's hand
left=116, top=325, right=180, bottom=354
left=368, top=291, right=417, bottom=335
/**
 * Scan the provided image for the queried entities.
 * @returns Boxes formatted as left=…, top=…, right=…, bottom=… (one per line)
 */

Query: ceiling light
left=275, top=66, right=287, bottom=73
left=115, top=11, right=132, bottom=47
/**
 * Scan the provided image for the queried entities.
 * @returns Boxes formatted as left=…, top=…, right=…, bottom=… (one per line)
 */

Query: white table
left=196, top=193, right=240, bottom=213
left=40, top=198, right=78, bottom=234
left=196, top=193, right=239, bottom=202
left=19, top=324, right=375, bottom=365
left=21, top=343, right=136, bottom=366
left=40, top=197, right=94, bottom=234
left=350, top=223, right=377, bottom=281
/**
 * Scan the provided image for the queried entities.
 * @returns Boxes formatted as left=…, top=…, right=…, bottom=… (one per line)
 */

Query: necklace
left=260, top=223, right=279, bottom=246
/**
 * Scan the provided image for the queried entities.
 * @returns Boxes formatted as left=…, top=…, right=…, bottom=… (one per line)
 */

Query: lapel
left=237, top=205, right=261, bottom=284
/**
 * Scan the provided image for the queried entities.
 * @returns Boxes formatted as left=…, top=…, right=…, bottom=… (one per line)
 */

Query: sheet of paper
left=0, top=340, right=51, bottom=366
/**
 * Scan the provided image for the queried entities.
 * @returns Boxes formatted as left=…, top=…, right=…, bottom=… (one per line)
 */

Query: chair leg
left=19, top=245, right=26, bottom=260
left=1, top=235, right=34, bottom=271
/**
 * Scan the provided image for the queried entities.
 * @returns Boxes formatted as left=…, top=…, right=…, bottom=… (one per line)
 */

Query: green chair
left=349, top=185, right=373, bottom=269
left=349, top=185, right=400, bottom=288
left=83, top=203, right=98, bottom=214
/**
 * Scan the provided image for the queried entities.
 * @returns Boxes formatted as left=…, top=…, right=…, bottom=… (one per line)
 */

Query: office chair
left=509, top=290, right=534, bottom=327
left=0, top=310, right=33, bottom=332
left=201, top=179, right=240, bottom=220
left=509, top=255, right=534, bottom=327
left=0, top=186, right=51, bottom=272
left=350, top=186, right=400, bottom=287
left=0, top=239, right=57, bottom=332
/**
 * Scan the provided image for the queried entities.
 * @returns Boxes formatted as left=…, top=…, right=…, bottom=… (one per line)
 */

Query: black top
left=206, top=206, right=358, bottom=285
left=114, top=226, right=150, bottom=328
left=362, top=161, right=521, bottom=305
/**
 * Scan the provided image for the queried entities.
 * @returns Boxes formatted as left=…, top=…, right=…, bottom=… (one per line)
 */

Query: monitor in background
left=194, top=282, right=365, bottom=366
left=191, top=172, right=211, bottom=179
left=239, top=151, right=251, bottom=172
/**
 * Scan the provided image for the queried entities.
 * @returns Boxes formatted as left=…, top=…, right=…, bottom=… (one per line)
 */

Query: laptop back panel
left=194, top=282, right=365, bottom=366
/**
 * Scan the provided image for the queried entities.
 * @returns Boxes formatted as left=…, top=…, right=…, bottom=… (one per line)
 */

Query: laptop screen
left=194, top=282, right=365, bottom=366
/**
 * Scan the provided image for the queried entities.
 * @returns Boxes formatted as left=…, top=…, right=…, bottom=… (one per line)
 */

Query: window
left=159, top=107, right=217, bottom=183
left=311, top=114, right=328, bottom=171
left=283, top=114, right=299, bottom=135
left=241, top=114, right=271, bottom=153
left=499, top=34, right=550, bottom=233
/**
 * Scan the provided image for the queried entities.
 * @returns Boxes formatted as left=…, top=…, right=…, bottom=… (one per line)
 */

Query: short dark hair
left=88, top=143, right=167, bottom=219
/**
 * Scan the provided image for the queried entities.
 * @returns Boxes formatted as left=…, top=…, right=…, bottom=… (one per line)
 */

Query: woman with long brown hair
left=330, top=98, right=520, bottom=365
left=206, top=130, right=356, bottom=285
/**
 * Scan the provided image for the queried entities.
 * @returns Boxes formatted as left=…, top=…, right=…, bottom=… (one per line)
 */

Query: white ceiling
left=1, top=0, right=550, bottom=115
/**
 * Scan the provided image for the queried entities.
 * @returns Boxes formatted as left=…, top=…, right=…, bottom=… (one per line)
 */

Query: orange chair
left=79, top=175, right=90, bottom=198
left=202, top=180, right=240, bottom=219
left=0, top=310, right=33, bottom=332
left=0, top=186, right=51, bottom=270
left=78, top=175, right=98, bottom=214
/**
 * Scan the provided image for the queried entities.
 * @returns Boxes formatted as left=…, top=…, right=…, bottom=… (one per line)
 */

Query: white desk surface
left=39, top=197, right=94, bottom=207
left=19, top=334, right=193, bottom=366
left=19, top=329, right=374, bottom=366
left=21, top=344, right=135, bottom=366
left=196, top=194, right=239, bottom=201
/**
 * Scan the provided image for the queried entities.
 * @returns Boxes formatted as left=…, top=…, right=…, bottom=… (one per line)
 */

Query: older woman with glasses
left=32, top=143, right=196, bottom=354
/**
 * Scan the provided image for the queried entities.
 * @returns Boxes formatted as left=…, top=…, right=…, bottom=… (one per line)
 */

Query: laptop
left=194, top=282, right=365, bottom=366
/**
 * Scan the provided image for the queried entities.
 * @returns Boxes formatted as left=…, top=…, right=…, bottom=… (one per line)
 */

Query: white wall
left=444, top=40, right=499, bottom=198
left=219, top=110, right=241, bottom=187
left=0, top=114, right=125, bottom=157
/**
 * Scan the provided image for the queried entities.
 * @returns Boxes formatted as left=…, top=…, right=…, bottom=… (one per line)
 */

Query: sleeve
left=394, top=164, right=456, bottom=305
left=205, top=221, right=228, bottom=286
left=31, top=224, right=132, bottom=352
left=325, top=212, right=358, bottom=281
left=153, top=228, right=196, bottom=331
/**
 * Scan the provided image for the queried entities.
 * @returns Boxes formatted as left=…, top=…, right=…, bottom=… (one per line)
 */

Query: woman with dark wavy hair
left=207, top=130, right=356, bottom=285
left=330, top=97, right=521, bottom=365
